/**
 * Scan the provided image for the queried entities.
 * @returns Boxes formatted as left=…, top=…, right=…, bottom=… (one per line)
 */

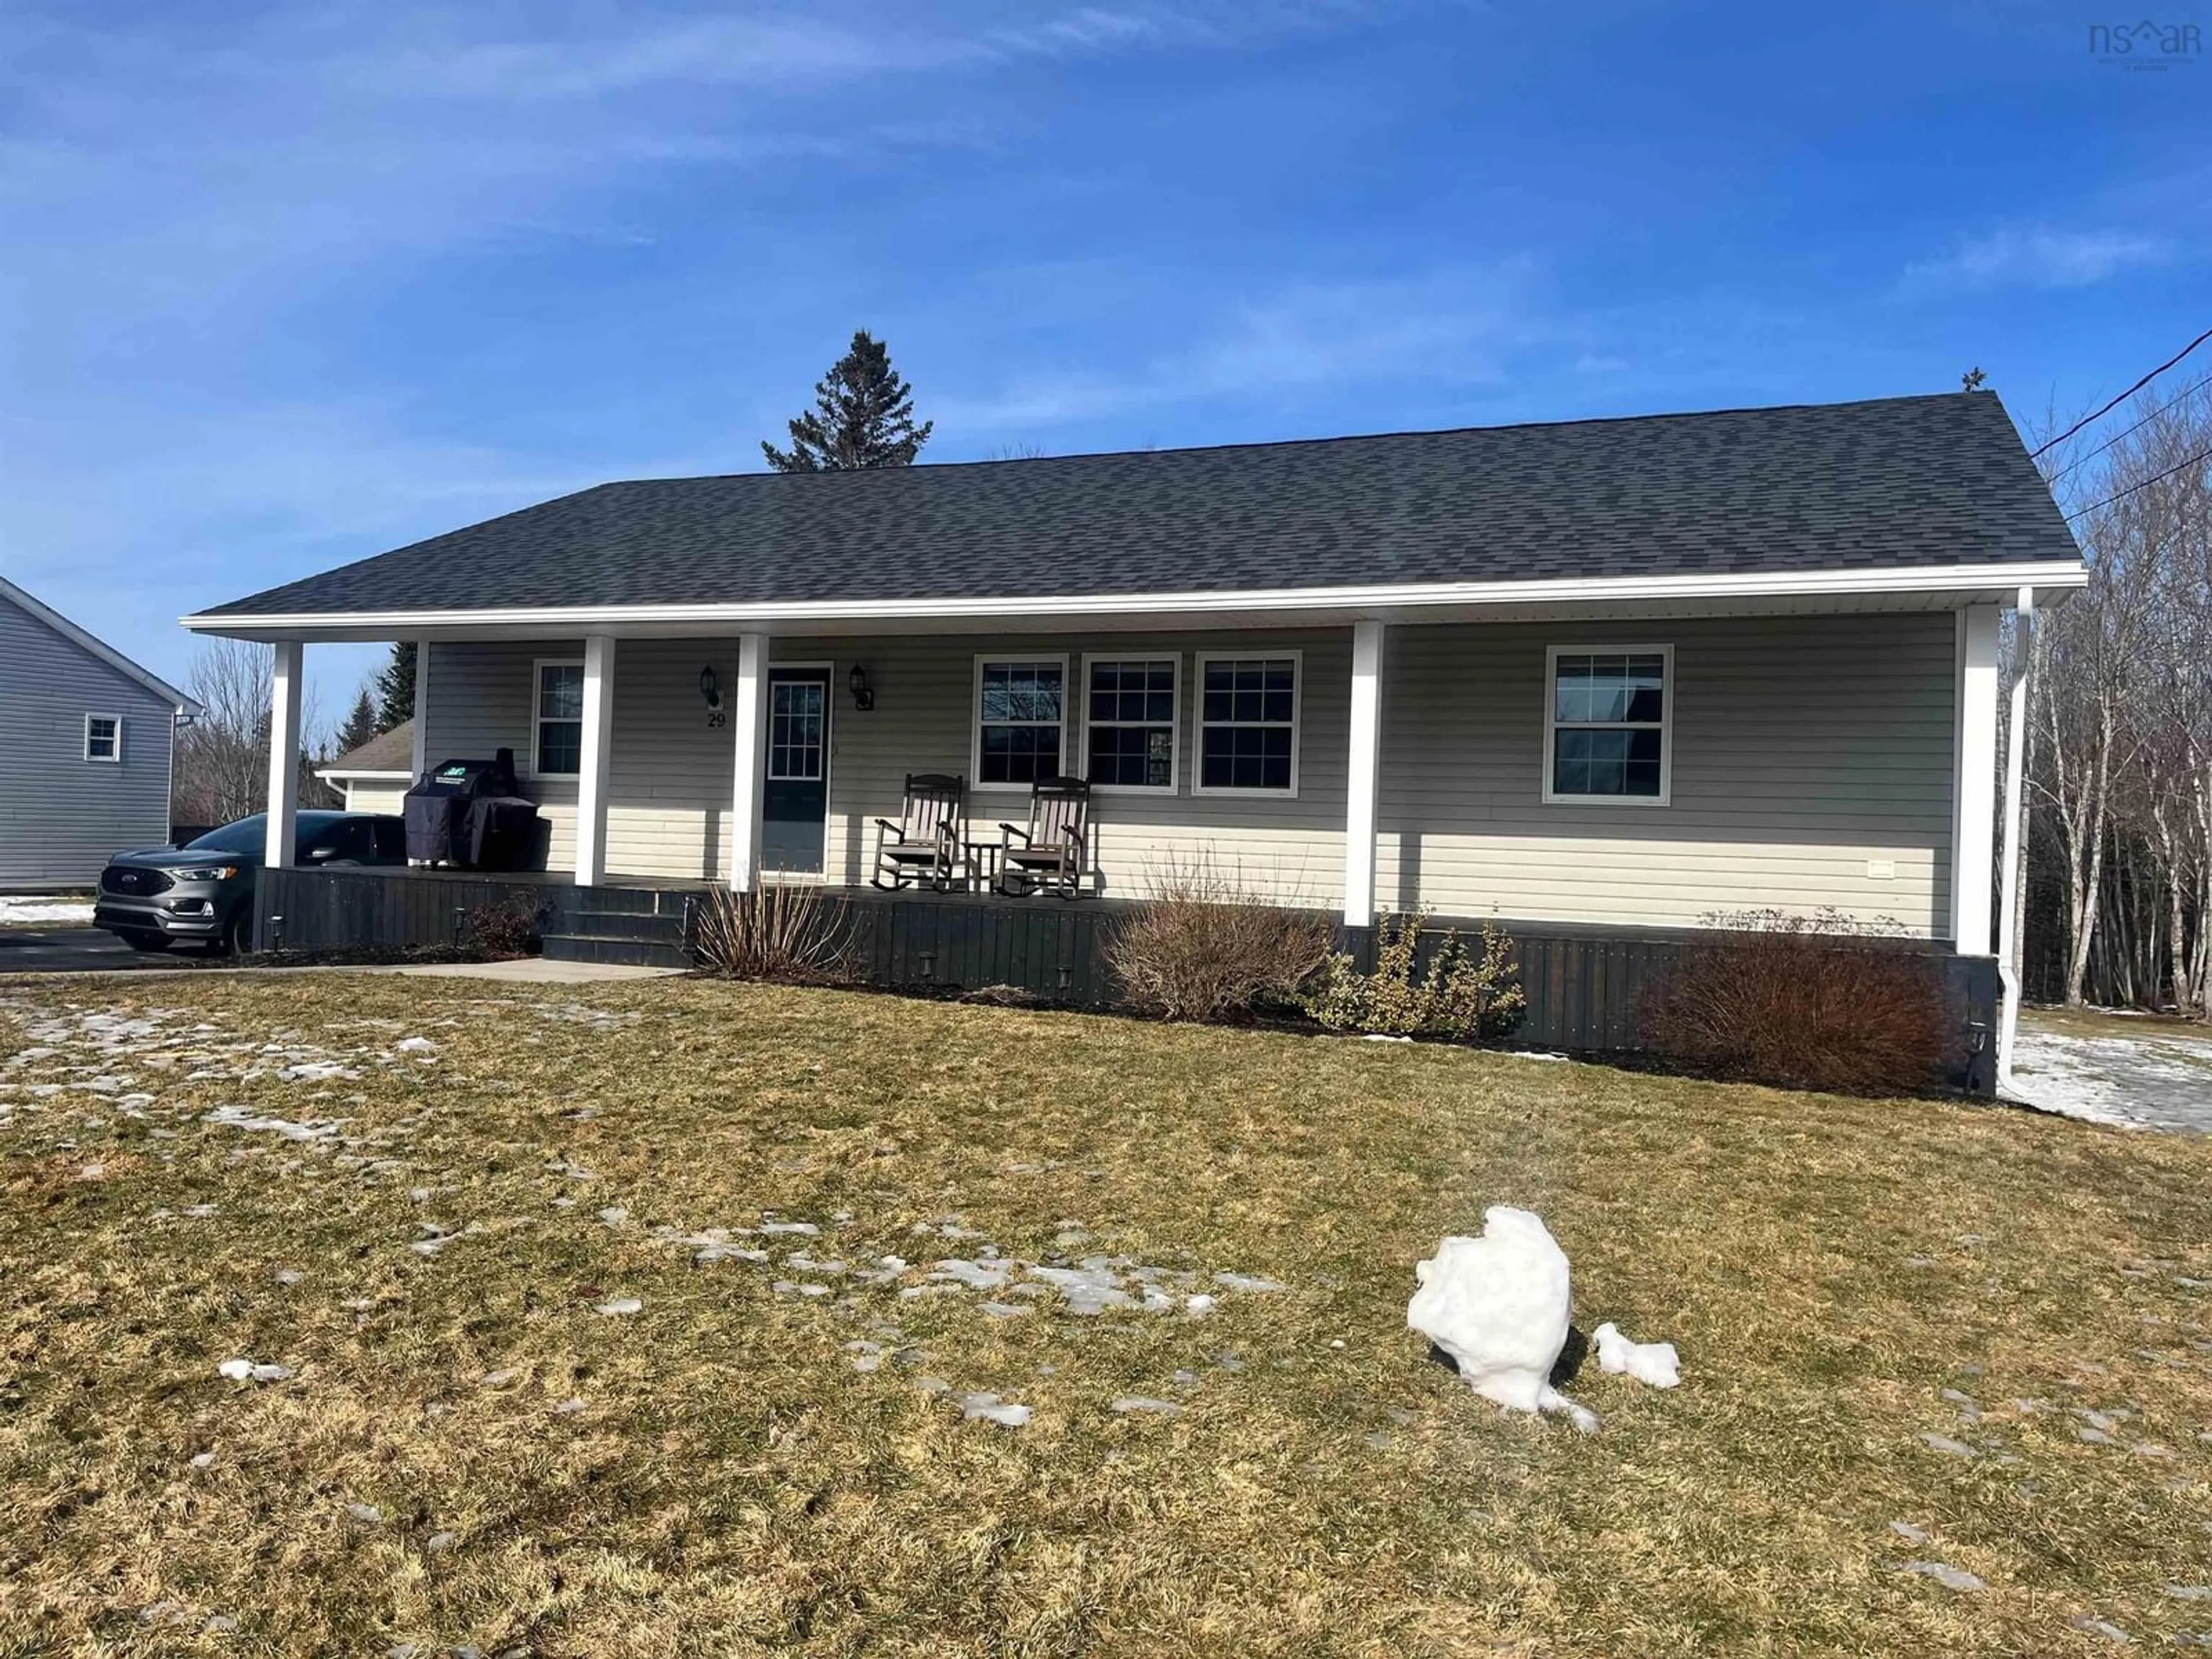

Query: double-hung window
left=84, top=714, right=120, bottom=762
left=1082, top=656, right=1179, bottom=792
left=533, top=660, right=584, bottom=778
left=1544, top=646, right=1671, bottom=804
left=974, top=657, right=1066, bottom=787
left=1194, top=652, right=1300, bottom=795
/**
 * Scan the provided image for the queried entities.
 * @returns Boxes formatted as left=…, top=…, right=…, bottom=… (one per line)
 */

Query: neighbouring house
left=180, top=392, right=2085, bottom=1080
left=316, top=719, right=416, bottom=813
left=1, top=576, right=200, bottom=889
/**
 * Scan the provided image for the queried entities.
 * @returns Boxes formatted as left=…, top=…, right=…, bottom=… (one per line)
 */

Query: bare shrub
left=1104, top=857, right=1332, bottom=1022
left=1305, top=912, right=1525, bottom=1041
left=1641, top=908, right=1955, bottom=1095
left=461, top=900, right=539, bottom=959
left=694, top=883, right=855, bottom=982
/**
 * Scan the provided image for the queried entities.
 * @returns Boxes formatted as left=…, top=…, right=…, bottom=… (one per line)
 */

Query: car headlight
left=161, top=865, right=238, bottom=882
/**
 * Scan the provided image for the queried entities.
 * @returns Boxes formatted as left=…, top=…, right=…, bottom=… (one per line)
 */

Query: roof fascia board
left=183, top=560, right=2089, bottom=641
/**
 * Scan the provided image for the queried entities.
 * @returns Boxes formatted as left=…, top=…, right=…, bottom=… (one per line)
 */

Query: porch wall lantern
left=698, top=666, right=722, bottom=710
left=848, top=665, right=875, bottom=711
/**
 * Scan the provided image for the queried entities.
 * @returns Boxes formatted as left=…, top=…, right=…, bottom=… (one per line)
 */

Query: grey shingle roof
left=197, top=392, right=2080, bottom=619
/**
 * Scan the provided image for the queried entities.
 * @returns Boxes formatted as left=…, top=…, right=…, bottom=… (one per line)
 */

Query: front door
left=762, top=668, right=831, bottom=875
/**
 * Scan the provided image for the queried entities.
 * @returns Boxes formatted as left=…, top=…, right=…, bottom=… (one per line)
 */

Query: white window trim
left=1078, top=652, right=1181, bottom=796
left=1191, top=648, right=1303, bottom=799
left=970, top=653, right=1070, bottom=793
left=531, top=657, right=585, bottom=779
left=84, top=713, right=121, bottom=763
left=1541, top=643, right=1674, bottom=807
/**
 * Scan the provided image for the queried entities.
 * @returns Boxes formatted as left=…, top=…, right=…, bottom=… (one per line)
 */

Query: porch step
left=541, top=931, right=694, bottom=970
left=544, top=908, right=690, bottom=947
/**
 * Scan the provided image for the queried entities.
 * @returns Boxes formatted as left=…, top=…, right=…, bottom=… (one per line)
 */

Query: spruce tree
left=762, top=331, right=933, bottom=472
left=374, top=642, right=416, bottom=733
left=335, top=687, right=380, bottom=758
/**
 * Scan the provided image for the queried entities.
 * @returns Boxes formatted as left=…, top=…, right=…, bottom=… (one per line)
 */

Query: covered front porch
left=244, top=598, right=2022, bottom=950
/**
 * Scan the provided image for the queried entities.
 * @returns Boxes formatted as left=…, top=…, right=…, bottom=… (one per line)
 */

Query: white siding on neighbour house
left=418, top=609, right=1956, bottom=937
left=0, top=594, right=179, bottom=887
left=339, top=780, right=410, bottom=815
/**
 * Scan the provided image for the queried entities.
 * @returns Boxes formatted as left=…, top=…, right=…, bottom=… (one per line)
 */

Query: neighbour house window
left=1195, top=653, right=1300, bottom=794
left=84, top=714, right=120, bottom=762
left=1544, top=646, right=1672, bottom=804
left=533, top=661, right=584, bottom=777
left=974, top=658, right=1066, bottom=787
left=1083, top=657, right=1179, bottom=791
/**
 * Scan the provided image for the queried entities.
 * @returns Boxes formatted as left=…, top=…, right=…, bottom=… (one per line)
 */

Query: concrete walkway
left=2005, top=1006, right=2212, bottom=1135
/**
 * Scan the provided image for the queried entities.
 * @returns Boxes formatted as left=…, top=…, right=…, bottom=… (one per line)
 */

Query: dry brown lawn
left=1, top=972, right=2207, bottom=1657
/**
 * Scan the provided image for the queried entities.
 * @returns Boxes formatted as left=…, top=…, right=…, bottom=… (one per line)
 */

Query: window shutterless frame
left=1191, top=649, right=1302, bottom=798
left=531, top=657, right=585, bottom=779
left=83, top=713, right=121, bottom=762
left=1541, top=643, right=1673, bottom=806
left=970, top=653, right=1070, bottom=792
left=1078, top=653, right=1181, bottom=795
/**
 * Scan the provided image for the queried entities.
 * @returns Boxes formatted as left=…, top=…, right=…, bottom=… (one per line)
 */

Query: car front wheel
left=215, top=910, right=251, bottom=957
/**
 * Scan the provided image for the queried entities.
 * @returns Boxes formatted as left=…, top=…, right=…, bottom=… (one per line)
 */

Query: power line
left=2046, top=368, right=2212, bottom=483
left=2065, top=441, right=2212, bottom=522
left=2030, top=323, right=2212, bottom=459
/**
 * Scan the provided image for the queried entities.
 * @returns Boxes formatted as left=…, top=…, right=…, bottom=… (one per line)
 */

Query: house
left=2, top=576, right=200, bottom=889
left=316, top=719, right=416, bottom=813
left=180, top=392, right=2085, bottom=1077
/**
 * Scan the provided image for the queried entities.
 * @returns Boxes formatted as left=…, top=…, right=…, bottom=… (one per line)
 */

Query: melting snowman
left=1407, top=1206, right=1599, bottom=1433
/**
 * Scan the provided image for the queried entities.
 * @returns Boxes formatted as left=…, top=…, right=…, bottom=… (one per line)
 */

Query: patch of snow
left=216, top=1359, right=293, bottom=1382
left=202, top=1104, right=340, bottom=1142
left=1920, top=1433, right=1978, bottom=1457
left=1213, top=1271, right=1286, bottom=1293
left=2069, top=1615, right=2131, bottom=1643
left=1593, top=1321, right=1681, bottom=1388
left=344, top=1502, right=382, bottom=1524
left=1889, top=1521, right=1929, bottom=1543
left=1408, top=1207, right=1597, bottom=1433
left=394, top=1036, right=437, bottom=1056
left=424, top=1531, right=459, bottom=1553
left=933, top=1257, right=1013, bottom=1290
left=2004, top=1018, right=2212, bottom=1135
left=1110, top=1395, right=1183, bottom=1415
left=1900, top=1562, right=1985, bottom=1592
left=0, top=896, right=94, bottom=925
left=953, top=1391, right=1031, bottom=1427
left=594, top=1297, right=643, bottom=1316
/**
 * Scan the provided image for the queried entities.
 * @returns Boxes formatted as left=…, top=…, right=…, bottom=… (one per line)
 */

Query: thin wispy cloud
left=1904, top=226, right=2168, bottom=290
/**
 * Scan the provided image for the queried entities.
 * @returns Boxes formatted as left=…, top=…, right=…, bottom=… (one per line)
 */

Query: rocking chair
left=998, top=775, right=1090, bottom=899
left=873, top=773, right=966, bottom=890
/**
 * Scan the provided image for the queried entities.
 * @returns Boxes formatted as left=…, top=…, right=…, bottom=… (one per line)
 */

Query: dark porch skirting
left=255, top=868, right=1999, bottom=1095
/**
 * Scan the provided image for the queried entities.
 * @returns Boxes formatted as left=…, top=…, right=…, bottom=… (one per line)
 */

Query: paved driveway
left=0, top=926, right=201, bottom=974
left=2006, top=1006, right=2212, bottom=1135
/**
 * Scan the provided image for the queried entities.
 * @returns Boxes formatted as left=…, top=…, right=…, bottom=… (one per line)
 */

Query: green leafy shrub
left=1640, top=907, right=1955, bottom=1095
left=1105, top=857, right=1334, bottom=1022
left=1304, top=912, right=1524, bottom=1041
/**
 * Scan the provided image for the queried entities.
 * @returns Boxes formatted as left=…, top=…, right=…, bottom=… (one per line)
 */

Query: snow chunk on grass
left=217, top=1359, right=293, bottom=1382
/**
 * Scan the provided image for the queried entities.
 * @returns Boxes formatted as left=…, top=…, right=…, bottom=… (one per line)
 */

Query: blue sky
left=2, top=1, right=2203, bottom=724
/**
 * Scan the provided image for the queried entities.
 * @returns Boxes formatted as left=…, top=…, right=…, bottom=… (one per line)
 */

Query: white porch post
left=264, top=639, right=302, bottom=869
left=1950, top=605, right=2000, bottom=956
left=1996, top=587, right=2036, bottom=1084
left=574, top=635, right=616, bottom=887
left=730, top=632, right=770, bottom=892
left=409, top=638, right=431, bottom=779
left=1343, top=619, right=1385, bottom=929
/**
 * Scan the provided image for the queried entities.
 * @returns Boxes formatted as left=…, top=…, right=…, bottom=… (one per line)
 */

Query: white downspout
left=1995, top=585, right=2035, bottom=1086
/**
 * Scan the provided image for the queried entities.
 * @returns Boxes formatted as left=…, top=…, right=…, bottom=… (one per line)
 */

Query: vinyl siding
left=420, top=611, right=1956, bottom=935
left=0, top=594, right=179, bottom=887
left=339, top=779, right=411, bottom=815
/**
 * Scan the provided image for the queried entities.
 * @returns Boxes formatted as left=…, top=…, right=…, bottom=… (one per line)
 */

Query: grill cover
left=402, top=749, right=539, bottom=869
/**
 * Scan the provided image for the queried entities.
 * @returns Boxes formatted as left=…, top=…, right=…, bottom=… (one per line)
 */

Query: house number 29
left=706, top=709, right=727, bottom=728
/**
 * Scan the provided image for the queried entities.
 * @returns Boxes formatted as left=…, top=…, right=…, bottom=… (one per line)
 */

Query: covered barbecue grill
left=403, top=748, right=541, bottom=870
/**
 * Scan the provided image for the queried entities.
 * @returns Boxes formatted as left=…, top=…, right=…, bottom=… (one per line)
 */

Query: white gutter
left=182, top=559, right=2089, bottom=638
left=1995, top=584, right=2035, bottom=1087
